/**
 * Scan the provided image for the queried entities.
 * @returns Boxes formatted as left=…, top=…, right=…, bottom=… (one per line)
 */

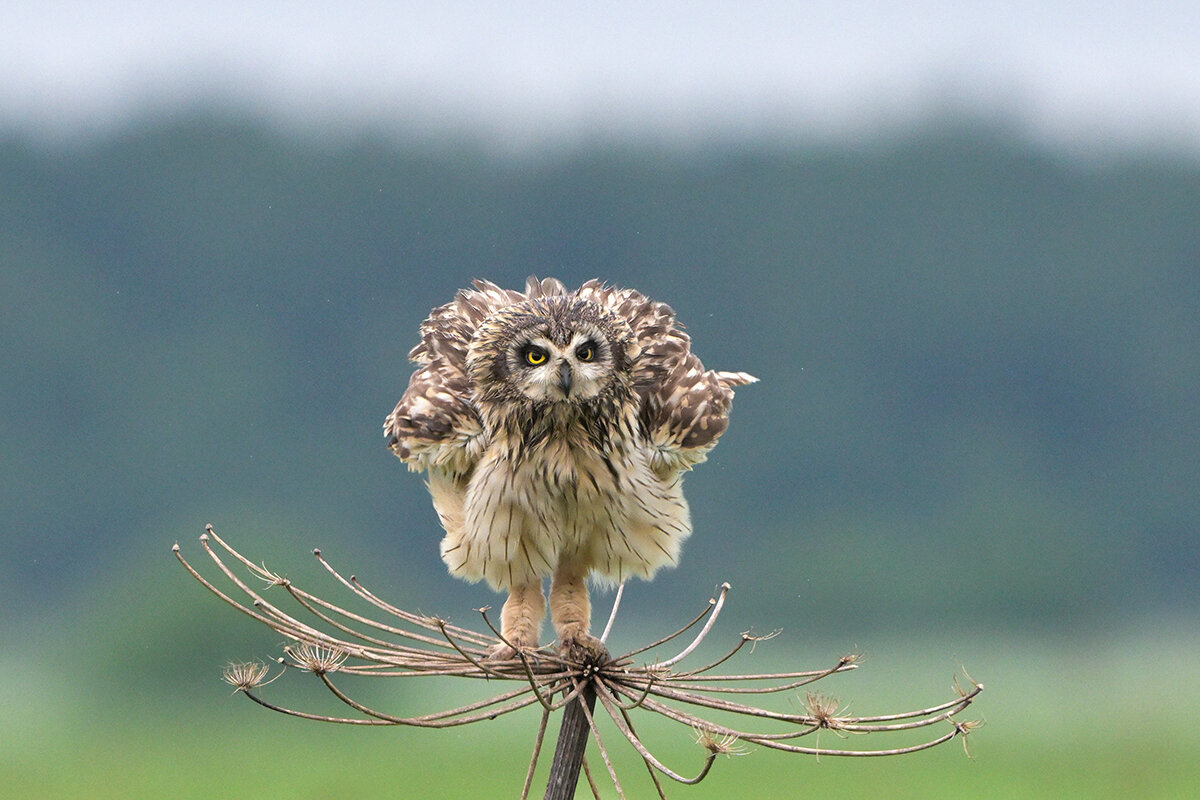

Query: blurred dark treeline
left=2, top=114, right=1197, bottom=661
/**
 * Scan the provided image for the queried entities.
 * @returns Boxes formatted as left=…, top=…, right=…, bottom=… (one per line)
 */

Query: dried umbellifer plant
left=175, top=525, right=983, bottom=799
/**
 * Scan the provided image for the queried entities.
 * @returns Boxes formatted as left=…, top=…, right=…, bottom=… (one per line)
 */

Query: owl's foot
left=489, top=582, right=545, bottom=662
left=550, top=563, right=606, bottom=665
left=558, top=632, right=609, bottom=666
left=486, top=640, right=538, bottom=662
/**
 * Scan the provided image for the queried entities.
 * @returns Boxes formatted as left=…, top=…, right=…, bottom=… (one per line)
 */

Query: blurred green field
left=5, top=627, right=1196, bottom=799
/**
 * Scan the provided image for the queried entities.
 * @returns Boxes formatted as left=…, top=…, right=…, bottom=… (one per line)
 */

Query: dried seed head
left=644, top=661, right=673, bottom=679
left=180, top=532, right=986, bottom=783
left=804, top=692, right=844, bottom=729
left=953, top=669, right=983, bottom=697
left=693, top=727, right=747, bottom=757
left=222, top=661, right=276, bottom=692
left=953, top=718, right=984, bottom=757
left=955, top=718, right=984, bottom=735
left=288, top=643, right=348, bottom=674
left=255, top=565, right=288, bottom=587
left=742, top=628, right=781, bottom=653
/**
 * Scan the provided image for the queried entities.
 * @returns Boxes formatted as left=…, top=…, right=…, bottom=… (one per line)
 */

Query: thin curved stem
left=603, top=671, right=656, bottom=711
left=842, top=683, right=984, bottom=723
left=309, top=545, right=492, bottom=649
left=594, top=680, right=717, bottom=785
left=600, top=583, right=625, bottom=644
left=655, top=583, right=730, bottom=668
left=613, top=595, right=718, bottom=661
left=660, top=660, right=858, bottom=682
left=317, top=672, right=549, bottom=727
left=173, top=544, right=281, bottom=630
left=520, top=707, right=552, bottom=800
left=239, top=689, right=394, bottom=725
left=742, top=726, right=963, bottom=757
left=437, top=619, right=517, bottom=680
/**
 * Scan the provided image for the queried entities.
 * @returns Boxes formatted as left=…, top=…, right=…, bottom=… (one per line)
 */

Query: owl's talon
left=558, top=633, right=609, bottom=666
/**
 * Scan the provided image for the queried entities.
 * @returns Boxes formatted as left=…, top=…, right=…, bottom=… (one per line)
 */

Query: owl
left=384, top=277, right=754, bottom=661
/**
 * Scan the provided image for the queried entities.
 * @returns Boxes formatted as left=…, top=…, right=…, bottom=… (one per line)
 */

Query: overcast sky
left=3, top=0, right=1198, bottom=152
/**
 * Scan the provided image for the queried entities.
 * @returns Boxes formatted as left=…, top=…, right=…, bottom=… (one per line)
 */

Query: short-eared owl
left=385, top=277, right=754, bottom=659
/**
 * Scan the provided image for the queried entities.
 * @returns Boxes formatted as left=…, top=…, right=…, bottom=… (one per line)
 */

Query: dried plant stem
left=544, top=680, right=599, bottom=800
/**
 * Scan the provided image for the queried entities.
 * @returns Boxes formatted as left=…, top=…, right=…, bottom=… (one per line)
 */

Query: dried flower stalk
left=176, top=525, right=983, bottom=798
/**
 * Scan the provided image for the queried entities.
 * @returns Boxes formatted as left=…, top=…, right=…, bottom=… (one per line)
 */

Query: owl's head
left=467, top=296, right=639, bottom=407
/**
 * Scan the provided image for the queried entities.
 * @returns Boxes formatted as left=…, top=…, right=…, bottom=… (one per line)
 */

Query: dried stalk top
left=177, top=526, right=983, bottom=798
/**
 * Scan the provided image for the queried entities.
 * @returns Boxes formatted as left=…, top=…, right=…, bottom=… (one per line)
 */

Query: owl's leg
left=550, top=560, right=609, bottom=663
left=489, top=582, right=545, bottom=660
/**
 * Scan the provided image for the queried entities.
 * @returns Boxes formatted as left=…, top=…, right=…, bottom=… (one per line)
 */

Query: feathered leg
left=550, top=559, right=608, bottom=662
left=490, top=581, right=545, bottom=660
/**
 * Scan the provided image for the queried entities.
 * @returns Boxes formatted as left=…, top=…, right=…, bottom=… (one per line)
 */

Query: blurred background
left=2, top=1, right=1197, bottom=797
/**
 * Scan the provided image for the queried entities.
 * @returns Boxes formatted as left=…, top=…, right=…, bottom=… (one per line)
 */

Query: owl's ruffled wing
left=388, top=277, right=753, bottom=476
left=384, top=359, right=482, bottom=474
left=577, top=280, right=756, bottom=476
left=385, top=280, right=523, bottom=474
left=407, top=279, right=525, bottom=366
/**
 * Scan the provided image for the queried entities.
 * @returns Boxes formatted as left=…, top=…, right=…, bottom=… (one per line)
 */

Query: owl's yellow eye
left=576, top=342, right=596, bottom=362
left=523, top=346, right=548, bottom=366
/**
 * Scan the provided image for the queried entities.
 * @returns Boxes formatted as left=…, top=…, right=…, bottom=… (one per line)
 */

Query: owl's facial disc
left=512, top=329, right=610, bottom=403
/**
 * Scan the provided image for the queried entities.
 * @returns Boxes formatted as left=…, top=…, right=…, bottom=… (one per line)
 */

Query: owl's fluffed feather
left=385, top=277, right=754, bottom=655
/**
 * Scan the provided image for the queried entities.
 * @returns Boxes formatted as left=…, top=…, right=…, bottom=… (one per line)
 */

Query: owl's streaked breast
left=440, top=413, right=691, bottom=590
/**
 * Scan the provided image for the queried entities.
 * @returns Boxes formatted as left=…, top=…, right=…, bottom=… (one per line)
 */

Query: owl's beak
left=558, top=361, right=573, bottom=397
